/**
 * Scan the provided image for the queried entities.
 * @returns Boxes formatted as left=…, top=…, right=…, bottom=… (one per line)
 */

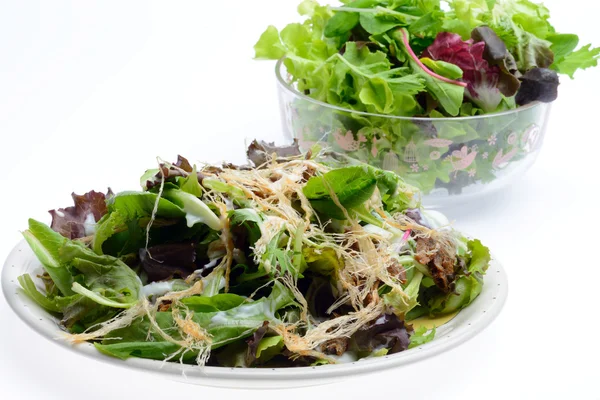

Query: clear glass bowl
left=275, top=58, right=551, bottom=208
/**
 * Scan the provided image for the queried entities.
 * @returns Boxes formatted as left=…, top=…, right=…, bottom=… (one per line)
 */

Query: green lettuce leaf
left=552, top=44, right=600, bottom=79
left=22, top=219, right=73, bottom=295
left=408, top=326, right=436, bottom=349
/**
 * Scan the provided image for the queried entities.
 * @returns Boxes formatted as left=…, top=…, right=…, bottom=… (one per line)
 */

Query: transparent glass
left=276, top=58, right=551, bottom=208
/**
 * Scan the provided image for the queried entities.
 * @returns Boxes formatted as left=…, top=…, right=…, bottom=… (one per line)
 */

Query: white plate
left=2, top=239, right=507, bottom=389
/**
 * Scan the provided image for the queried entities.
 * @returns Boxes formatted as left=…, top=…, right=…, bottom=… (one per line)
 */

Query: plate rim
left=2, top=239, right=508, bottom=382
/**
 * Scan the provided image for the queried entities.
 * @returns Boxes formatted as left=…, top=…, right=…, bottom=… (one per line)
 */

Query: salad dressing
left=408, top=311, right=459, bottom=331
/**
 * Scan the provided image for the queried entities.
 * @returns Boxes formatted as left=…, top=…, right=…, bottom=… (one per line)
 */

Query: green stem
left=72, top=282, right=134, bottom=309
left=292, top=222, right=305, bottom=274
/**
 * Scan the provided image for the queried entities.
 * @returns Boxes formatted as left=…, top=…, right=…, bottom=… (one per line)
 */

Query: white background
left=0, top=0, right=598, bottom=398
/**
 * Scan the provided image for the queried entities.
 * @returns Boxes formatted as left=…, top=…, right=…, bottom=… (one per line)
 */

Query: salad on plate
left=16, top=142, right=490, bottom=367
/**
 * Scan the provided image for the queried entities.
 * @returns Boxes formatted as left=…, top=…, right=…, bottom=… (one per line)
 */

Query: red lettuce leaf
left=350, top=312, right=411, bottom=354
left=471, top=26, right=521, bottom=97
left=49, top=190, right=113, bottom=239
left=423, top=32, right=504, bottom=112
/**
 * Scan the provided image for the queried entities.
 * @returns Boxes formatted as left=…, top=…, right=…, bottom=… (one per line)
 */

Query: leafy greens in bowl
left=14, top=142, right=491, bottom=368
left=255, top=0, right=598, bottom=199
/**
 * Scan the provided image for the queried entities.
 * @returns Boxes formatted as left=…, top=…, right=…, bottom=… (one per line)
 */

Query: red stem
left=398, top=29, right=467, bottom=88
left=402, top=229, right=411, bottom=242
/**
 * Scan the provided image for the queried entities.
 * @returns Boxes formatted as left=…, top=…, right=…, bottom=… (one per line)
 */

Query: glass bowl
left=275, top=58, right=551, bottom=208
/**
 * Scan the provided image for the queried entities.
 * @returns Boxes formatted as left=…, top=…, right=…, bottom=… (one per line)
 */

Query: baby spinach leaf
left=181, top=294, right=247, bottom=313
left=324, top=11, right=359, bottom=37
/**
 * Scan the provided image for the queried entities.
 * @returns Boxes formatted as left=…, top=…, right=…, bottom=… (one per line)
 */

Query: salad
left=255, top=0, right=599, bottom=194
left=17, top=142, right=490, bottom=367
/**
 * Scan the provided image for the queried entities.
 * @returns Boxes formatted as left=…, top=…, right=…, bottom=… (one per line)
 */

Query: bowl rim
left=275, top=57, right=544, bottom=122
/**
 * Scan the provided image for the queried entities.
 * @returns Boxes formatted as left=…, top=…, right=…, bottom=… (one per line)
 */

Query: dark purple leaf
left=139, top=242, right=197, bottom=282
left=49, top=190, right=113, bottom=239
left=246, top=321, right=269, bottom=365
left=404, top=208, right=431, bottom=229
left=350, top=312, right=411, bottom=354
left=516, top=67, right=559, bottom=106
left=471, top=26, right=521, bottom=97
left=306, top=278, right=336, bottom=319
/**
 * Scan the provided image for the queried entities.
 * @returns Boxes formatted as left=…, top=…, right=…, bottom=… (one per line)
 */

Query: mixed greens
left=18, top=142, right=490, bottom=367
left=254, top=0, right=598, bottom=194
left=256, top=0, right=598, bottom=116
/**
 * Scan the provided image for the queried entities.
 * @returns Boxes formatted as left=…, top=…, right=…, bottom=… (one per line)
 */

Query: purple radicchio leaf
left=423, top=32, right=505, bottom=112
left=49, top=190, right=113, bottom=239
